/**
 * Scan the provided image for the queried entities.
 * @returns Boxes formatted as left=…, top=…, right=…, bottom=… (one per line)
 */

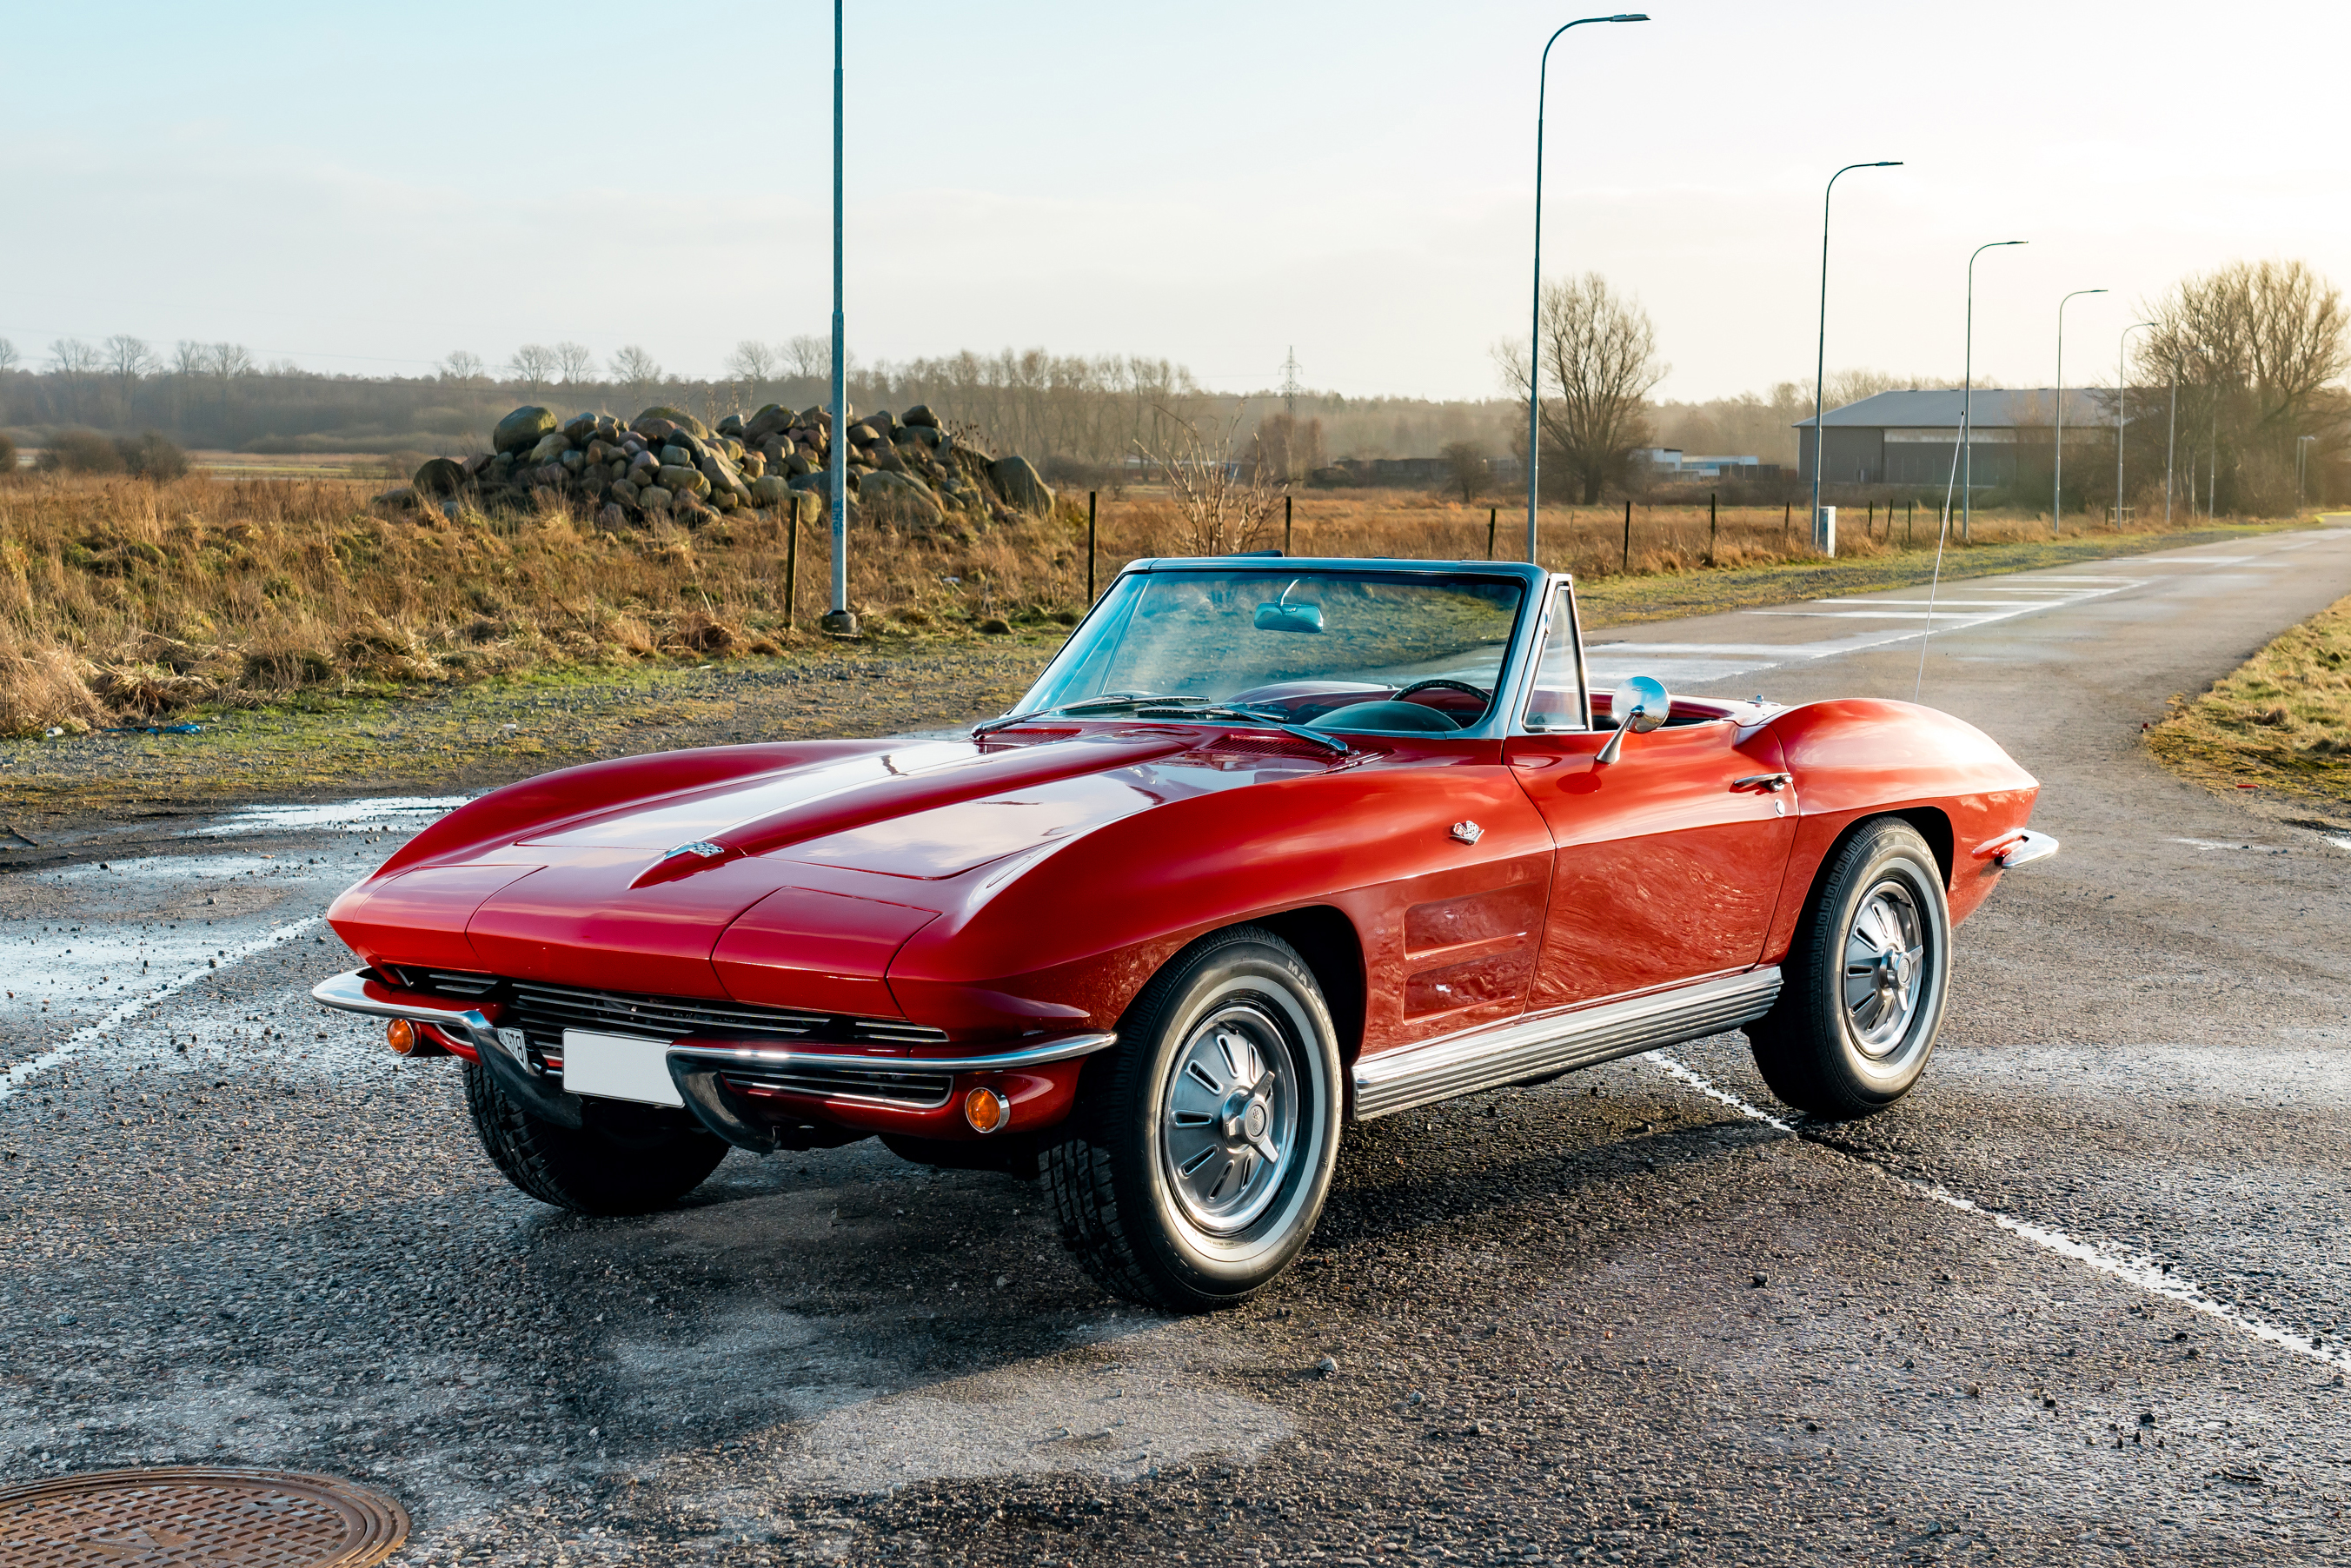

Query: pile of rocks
left=394, top=402, right=1055, bottom=534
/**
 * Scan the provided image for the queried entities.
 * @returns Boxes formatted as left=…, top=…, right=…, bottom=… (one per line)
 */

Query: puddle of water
left=195, top=796, right=471, bottom=837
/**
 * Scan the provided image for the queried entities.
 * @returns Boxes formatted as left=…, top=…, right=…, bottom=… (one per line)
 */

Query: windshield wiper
left=1127, top=701, right=1351, bottom=755
left=970, top=691, right=1182, bottom=737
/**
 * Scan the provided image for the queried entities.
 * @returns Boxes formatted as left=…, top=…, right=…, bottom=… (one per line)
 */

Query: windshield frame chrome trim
left=994, top=558, right=1554, bottom=744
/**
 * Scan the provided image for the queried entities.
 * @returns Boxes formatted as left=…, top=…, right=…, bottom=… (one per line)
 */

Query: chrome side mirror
left=1595, top=674, right=1670, bottom=764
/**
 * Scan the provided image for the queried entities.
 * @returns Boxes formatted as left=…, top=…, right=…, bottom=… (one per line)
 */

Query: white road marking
left=1642, top=1052, right=2351, bottom=1378
left=0, top=916, right=322, bottom=1102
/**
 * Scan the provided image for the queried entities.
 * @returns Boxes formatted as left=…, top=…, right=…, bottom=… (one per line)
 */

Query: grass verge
left=2146, top=592, right=2351, bottom=827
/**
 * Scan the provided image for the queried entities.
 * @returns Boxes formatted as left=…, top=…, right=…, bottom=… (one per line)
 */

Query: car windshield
left=1010, top=568, right=1529, bottom=734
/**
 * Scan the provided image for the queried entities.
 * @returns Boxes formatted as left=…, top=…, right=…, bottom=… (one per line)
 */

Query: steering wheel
left=1394, top=678, right=1492, bottom=713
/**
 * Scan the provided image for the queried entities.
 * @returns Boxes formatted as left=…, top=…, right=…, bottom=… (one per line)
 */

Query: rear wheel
left=1747, top=818, right=1950, bottom=1120
left=463, top=1061, right=727, bottom=1214
left=1046, top=927, right=1342, bottom=1312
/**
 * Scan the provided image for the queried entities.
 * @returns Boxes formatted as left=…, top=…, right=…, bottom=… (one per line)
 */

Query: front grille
left=722, top=1065, right=956, bottom=1109
left=378, top=969, right=951, bottom=1068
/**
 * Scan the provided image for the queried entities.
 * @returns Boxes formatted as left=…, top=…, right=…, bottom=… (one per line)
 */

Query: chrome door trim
left=1350, top=967, right=1783, bottom=1121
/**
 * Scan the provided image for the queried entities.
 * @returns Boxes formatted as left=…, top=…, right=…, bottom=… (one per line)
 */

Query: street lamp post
left=1525, top=12, right=1649, bottom=566
left=2165, top=360, right=2178, bottom=527
left=2298, top=434, right=2318, bottom=508
left=1961, top=240, right=2027, bottom=544
left=2116, top=322, right=2155, bottom=528
left=821, top=0, right=856, bottom=636
left=2052, top=288, right=2106, bottom=535
left=1809, top=160, right=1903, bottom=556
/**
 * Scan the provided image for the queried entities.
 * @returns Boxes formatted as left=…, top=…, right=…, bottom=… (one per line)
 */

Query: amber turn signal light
left=386, top=1019, right=419, bottom=1056
left=963, top=1086, right=1010, bottom=1135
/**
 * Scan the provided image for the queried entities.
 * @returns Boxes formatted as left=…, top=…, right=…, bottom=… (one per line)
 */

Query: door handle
left=1732, top=773, right=1792, bottom=793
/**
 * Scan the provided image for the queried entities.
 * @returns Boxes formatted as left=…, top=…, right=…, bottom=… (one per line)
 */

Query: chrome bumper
left=309, top=967, right=1118, bottom=1149
left=1996, top=830, right=2060, bottom=868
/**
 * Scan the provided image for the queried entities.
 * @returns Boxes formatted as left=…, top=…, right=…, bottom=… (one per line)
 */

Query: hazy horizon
left=3, top=0, right=2341, bottom=406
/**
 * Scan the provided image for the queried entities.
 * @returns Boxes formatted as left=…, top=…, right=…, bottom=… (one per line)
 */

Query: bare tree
left=553, top=342, right=595, bottom=385
left=0, top=337, right=17, bottom=374
left=103, top=335, right=156, bottom=396
left=442, top=350, right=485, bottom=382
left=726, top=340, right=777, bottom=384
left=1439, top=439, right=1487, bottom=503
left=49, top=338, right=100, bottom=375
left=608, top=345, right=661, bottom=408
left=1141, top=412, right=1287, bottom=556
left=209, top=342, right=255, bottom=378
left=782, top=334, right=829, bottom=380
left=1495, top=272, right=1668, bottom=503
left=2136, top=259, right=2351, bottom=510
left=508, top=344, right=557, bottom=395
left=171, top=341, right=209, bottom=377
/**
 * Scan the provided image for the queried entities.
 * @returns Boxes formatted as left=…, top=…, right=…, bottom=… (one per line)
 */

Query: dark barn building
left=1795, top=389, right=2108, bottom=489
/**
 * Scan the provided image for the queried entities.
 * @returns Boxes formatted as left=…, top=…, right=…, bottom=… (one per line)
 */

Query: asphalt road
left=5, top=526, right=2351, bottom=1567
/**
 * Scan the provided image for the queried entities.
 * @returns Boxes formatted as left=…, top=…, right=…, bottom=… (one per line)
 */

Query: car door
left=1503, top=581, right=1797, bottom=1010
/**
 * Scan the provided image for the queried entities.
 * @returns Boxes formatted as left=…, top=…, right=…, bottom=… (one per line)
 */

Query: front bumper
left=309, top=968, right=1116, bottom=1151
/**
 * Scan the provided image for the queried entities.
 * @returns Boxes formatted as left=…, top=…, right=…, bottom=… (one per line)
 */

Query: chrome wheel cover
left=1842, top=878, right=1929, bottom=1059
left=1159, top=1001, right=1298, bottom=1236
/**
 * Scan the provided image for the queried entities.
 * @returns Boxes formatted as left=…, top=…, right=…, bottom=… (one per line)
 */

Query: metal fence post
left=1284, top=493, right=1292, bottom=556
left=784, top=501, right=800, bottom=629
left=1087, top=490, right=1098, bottom=603
left=1487, top=506, right=1497, bottom=560
left=1709, top=491, right=1717, bottom=563
left=1622, top=499, right=1631, bottom=571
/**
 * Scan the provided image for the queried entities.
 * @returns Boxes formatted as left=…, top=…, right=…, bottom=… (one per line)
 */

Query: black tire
left=1046, top=926, right=1343, bottom=1312
left=1747, top=817, right=1951, bottom=1120
left=463, top=1061, right=727, bottom=1215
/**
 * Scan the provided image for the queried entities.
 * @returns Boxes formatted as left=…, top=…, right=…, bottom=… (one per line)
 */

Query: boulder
left=987, top=454, right=1054, bottom=516
left=716, top=413, right=745, bottom=437
left=902, top=403, right=940, bottom=429
left=746, top=403, right=792, bottom=440
left=660, top=443, right=694, bottom=468
left=561, top=412, right=599, bottom=442
left=858, top=469, right=946, bottom=531
left=493, top=406, right=557, bottom=455
left=412, top=456, right=469, bottom=497
left=866, top=409, right=897, bottom=439
left=635, top=416, right=677, bottom=444
left=634, top=406, right=709, bottom=439
left=657, top=463, right=707, bottom=497
left=641, top=485, right=673, bottom=508
left=526, top=432, right=571, bottom=466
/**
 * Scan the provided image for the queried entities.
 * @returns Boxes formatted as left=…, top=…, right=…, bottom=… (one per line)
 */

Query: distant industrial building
left=1635, top=448, right=1777, bottom=481
left=1795, top=389, right=2109, bottom=487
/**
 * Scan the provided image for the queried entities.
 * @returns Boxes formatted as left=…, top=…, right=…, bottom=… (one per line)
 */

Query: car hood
left=330, top=729, right=1347, bottom=1008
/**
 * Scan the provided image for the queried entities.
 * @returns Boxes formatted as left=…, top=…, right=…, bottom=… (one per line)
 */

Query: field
left=0, top=470, right=2311, bottom=749
left=2146, top=590, right=2351, bottom=823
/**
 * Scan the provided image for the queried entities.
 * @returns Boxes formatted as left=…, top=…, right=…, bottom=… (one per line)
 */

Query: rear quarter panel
left=1762, top=699, right=2040, bottom=960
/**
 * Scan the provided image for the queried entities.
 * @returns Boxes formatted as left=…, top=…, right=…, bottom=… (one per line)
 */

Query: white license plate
left=561, top=1029, right=684, bottom=1108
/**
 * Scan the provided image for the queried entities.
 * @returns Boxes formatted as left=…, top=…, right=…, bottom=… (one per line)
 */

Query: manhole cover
left=0, top=1467, right=408, bottom=1566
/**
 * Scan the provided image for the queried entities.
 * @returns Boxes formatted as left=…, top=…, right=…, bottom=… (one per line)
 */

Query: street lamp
left=822, top=0, right=856, bottom=636
left=1961, top=240, right=2027, bottom=544
left=2052, top=288, right=2106, bottom=535
left=1524, top=11, right=1649, bottom=565
left=2117, top=322, right=2155, bottom=528
left=1809, top=160, right=1903, bottom=556
left=2165, top=357, right=2179, bottom=526
left=2299, top=434, right=2318, bottom=508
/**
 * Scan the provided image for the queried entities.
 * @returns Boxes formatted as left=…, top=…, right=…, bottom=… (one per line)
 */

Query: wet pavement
left=4, top=528, right=2351, bottom=1565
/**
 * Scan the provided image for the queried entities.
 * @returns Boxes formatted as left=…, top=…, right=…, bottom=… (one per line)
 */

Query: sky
left=3, top=0, right=2345, bottom=404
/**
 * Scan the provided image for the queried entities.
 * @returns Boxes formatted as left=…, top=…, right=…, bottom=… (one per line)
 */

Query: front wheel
left=464, top=1061, right=728, bottom=1214
left=1046, top=927, right=1342, bottom=1312
left=1747, top=817, right=1951, bottom=1120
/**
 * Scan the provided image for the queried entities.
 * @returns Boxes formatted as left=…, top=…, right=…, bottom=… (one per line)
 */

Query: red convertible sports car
left=314, top=557, right=2055, bottom=1311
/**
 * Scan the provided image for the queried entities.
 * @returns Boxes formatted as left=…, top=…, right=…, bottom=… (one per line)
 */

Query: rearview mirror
left=1252, top=601, right=1324, bottom=634
left=1596, top=674, right=1670, bottom=764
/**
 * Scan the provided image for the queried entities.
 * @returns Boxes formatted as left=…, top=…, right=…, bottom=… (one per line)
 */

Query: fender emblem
left=1450, top=821, right=1484, bottom=846
left=661, top=840, right=727, bottom=862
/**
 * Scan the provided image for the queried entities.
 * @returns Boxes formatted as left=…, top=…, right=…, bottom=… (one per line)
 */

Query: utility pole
left=2119, top=322, right=2155, bottom=528
left=821, top=0, right=856, bottom=635
left=1280, top=347, right=1301, bottom=419
left=2053, top=288, right=2108, bottom=534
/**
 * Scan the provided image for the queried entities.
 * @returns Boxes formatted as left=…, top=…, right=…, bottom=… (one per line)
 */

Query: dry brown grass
left=0, top=472, right=2282, bottom=738
left=2147, top=593, right=2351, bottom=817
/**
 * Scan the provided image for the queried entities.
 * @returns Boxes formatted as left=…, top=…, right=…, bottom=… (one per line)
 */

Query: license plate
left=561, top=1029, right=684, bottom=1108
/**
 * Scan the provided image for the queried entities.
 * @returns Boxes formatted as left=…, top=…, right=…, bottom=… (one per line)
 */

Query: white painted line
left=0, top=916, right=322, bottom=1102
left=1642, top=1051, right=2351, bottom=1379
left=1814, top=599, right=2075, bottom=608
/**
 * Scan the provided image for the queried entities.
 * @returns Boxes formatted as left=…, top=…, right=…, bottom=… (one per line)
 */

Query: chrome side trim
left=1351, top=968, right=1782, bottom=1122
left=1996, top=829, right=2060, bottom=868
left=665, top=1031, right=1119, bottom=1077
